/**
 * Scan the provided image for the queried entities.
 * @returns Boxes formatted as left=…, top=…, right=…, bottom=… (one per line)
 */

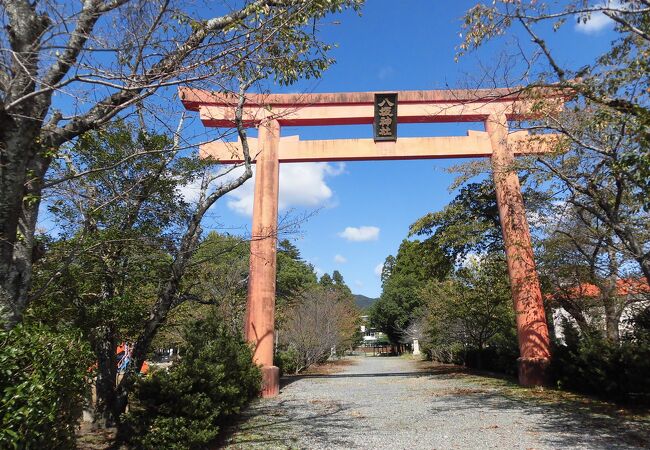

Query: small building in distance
left=360, top=315, right=379, bottom=345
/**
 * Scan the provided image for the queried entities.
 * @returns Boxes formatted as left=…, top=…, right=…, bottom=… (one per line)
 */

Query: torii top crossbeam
left=179, top=87, right=565, bottom=127
left=179, top=87, right=564, bottom=163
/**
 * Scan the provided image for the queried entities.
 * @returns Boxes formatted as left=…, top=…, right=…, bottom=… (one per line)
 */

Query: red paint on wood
left=244, top=120, right=281, bottom=397
left=486, top=113, right=551, bottom=387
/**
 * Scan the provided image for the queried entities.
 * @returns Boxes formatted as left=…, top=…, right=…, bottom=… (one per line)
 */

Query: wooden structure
left=181, top=87, right=565, bottom=397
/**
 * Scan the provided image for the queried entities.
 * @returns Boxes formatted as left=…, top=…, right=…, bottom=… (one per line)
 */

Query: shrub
left=122, top=314, right=260, bottom=449
left=552, top=335, right=650, bottom=402
left=463, top=345, right=519, bottom=375
left=424, top=342, right=518, bottom=375
left=275, top=347, right=300, bottom=375
left=0, top=324, right=93, bottom=449
left=280, top=286, right=358, bottom=374
left=421, top=342, right=465, bottom=365
left=424, top=329, right=519, bottom=375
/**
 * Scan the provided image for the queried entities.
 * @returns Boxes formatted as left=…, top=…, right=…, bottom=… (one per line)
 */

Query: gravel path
left=221, top=356, right=650, bottom=449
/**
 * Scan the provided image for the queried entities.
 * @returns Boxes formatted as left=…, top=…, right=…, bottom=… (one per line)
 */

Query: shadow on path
left=427, top=389, right=650, bottom=449
left=216, top=398, right=357, bottom=448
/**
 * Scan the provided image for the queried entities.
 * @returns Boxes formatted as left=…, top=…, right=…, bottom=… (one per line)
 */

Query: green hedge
left=424, top=336, right=519, bottom=376
left=463, top=345, right=519, bottom=376
left=275, top=347, right=300, bottom=375
left=0, top=325, right=93, bottom=449
left=122, top=314, right=260, bottom=449
left=552, top=325, right=650, bottom=402
left=424, top=309, right=650, bottom=403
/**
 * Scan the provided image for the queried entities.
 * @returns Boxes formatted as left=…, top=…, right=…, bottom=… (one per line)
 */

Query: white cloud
left=334, top=254, right=347, bottom=264
left=374, top=263, right=384, bottom=277
left=226, top=162, right=345, bottom=216
left=527, top=200, right=569, bottom=230
left=225, top=170, right=255, bottom=215
left=177, top=178, right=204, bottom=204
left=354, top=280, right=364, bottom=288
left=575, top=12, right=610, bottom=33
left=458, top=252, right=483, bottom=269
left=575, top=1, right=620, bottom=34
left=338, top=226, right=380, bottom=242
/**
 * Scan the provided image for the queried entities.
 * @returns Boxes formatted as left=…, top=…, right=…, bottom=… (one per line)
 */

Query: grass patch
left=467, top=373, right=650, bottom=421
left=416, top=359, right=650, bottom=421
left=430, top=387, right=489, bottom=397
left=219, top=404, right=300, bottom=450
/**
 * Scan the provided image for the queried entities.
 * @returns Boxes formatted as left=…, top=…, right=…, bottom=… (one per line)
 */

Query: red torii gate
left=180, top=87, right=565, bottom=397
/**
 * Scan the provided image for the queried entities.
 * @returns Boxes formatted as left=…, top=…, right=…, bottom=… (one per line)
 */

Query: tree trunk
left=1, top=0, right=50, bottom=327
left=604, top=308, right=621, bottom=343
left=558, top=298, right=592, bottom=334
left=602, top=245, right=622, bottom=344
left=0, top=127, right=42, bottom=328
left=476, top=342, right=484, bottom=370
left=93, top=326, right=119, bottom=427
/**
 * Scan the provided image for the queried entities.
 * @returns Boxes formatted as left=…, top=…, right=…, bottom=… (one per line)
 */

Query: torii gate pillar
left=486, top=113, right=551, bottom=386
left=244, top=119, right=281, bottom=397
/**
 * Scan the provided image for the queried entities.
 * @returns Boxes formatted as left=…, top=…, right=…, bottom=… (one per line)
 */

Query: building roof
left=550, top=277, right=650, bottom=301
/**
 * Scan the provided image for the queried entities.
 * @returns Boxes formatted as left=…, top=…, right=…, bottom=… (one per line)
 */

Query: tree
left=0, top=0, right=364, bottom=328
left=332, top=270, right=345, bottom=286
left=327, top=270, right=352, bottom=296
left=410, top=177, right=547, bottom=263
left=275, top=239, right=317, bottom=316
left=459, top=0, right=650, bottom=286
left=421, top=255, right=515, bottom=369
left=538, top=204, right=647, bottom=343
left=370, top=239, right=451, bottom=343
left=31, top=122, right=203, bottom=426
left=319, top=272, right=334, bottom=287
left=29, top=120, right=321, bottom=426
left=280, top=283, right=359, bottom=373
left=380, top=255, right=396, bottom=285
left=33, top=154, right=328, bottom=425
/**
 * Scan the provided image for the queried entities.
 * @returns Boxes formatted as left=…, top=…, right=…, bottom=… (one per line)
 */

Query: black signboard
left=373, top=93, right=398, bottom=141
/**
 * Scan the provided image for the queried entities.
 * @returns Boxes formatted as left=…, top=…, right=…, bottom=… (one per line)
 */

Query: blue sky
left=195, top=1, right=620, bottom=298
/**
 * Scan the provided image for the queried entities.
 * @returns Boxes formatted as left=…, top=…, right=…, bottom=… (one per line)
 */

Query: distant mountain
left=354, top=294, right=378, bottom=311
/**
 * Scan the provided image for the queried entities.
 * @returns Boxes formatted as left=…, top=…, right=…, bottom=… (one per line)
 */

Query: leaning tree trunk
left=113, top=221, right=203, bottom=437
